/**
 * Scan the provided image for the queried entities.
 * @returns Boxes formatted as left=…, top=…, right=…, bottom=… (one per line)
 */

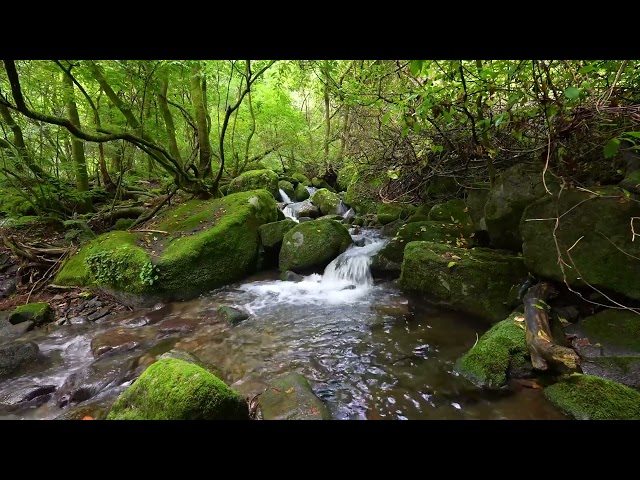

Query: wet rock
left=465, top=184, right=490, bottom=232
left=353, top=237, right=366, bottom=247
left=156, top=316, right=200, bottom=334
left=521, top=186, right=640, bottom=301
left=279, top=219, right=353, bottom=273
left=581, top=357, right=640, bottom=390
left=259, top=373, right=331, bottom=420
left=544, top=373, right=640, bottom=420
left=54, top=397, right=114, bottom=420
left=281, top=271, right=304, bottom=282
left=90, top=328, right=143, bottom=358
left=107, top=358, right=249, bottom=420
left=311, top=189, right=342, bottom=216
left=294, top=183, right=310, bottom=202
left=456, top=311, right=533, bottom=389
left=298, top=216, right=313, bottom=222
left=0, top=277, right=16, bottom=298
left=67, top=316, right=88, bottom=325
left=341, top=285, right=356, bottom=290
left=218, top=306, right=249, bottom=325
left=54, top=355, right=139, bottom=408
left=87, top=306, right=111, bottom=322
left=0, top=313, right=32, bottom=340
left=0, top=342, right=40, bottom=379
left=0, top=384, right=56, bottom=409
left=9, top=302, right=54, bottom=327
left=400, top=242, right=526, bottom=323
left=158, top=349, right=204, bottom=365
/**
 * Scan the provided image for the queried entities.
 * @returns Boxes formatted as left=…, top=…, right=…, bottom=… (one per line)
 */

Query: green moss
left=227, top=169, right=279, bottom=198
left=112, top=218, right=134, bottom=231
left=372, top=221, right=474, bottom=274
left=428, top=199, right=473, bottom=233
left=377, top=204, right=405, bottom=225
left=311, top=188, right=341, bottom=216
left=456, top=311, right=529, bottom=388
left=107, top=358, right=249, bottom=420
left=259, top=219, right=298, bottom=249
left=521, top=186, right=640, bottom=301
left=544, top=373, right=640, bottom=420
left=399, top=241, right=527, bottom=322
left=294, top=183, right=310, bottom=202
left=336, top=165, right=358, bottom=192
left=579, top=309, right=640, bottom=352
left=279, top=219, right=353, bottom=272
left=9, top=302, right=54, bottom=326
left=55, top=231, right=153, bottom=296
left=278, top=180, right=295, bottom=201
left=290, top=172, right=311, bottom=187
left=156, top=190, right=277, bottom=299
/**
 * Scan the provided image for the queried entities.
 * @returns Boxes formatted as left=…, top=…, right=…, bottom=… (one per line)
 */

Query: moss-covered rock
left=218, top=306, right=249, bottom=325
left=521, top=186, right=640, bottom=301
left=112, top=218, right=134, bottom=231
left=345, top=172, right=384, bottom=215
left=422, top=175, right=458, bottom=199
left=107, top=358, right=249, bottom=420
left=259, top=219, right=298, bottom=250
left=371, top=221, right=475, bottom=276
left=9, top=302, right=54, bottom=327
left=258, top=373, right=331, bottom=420
left=227, top=169, right=279, bottom=198
left=456, top=311, right=531, bottom=389
left=620, top=169, right=640, bottom=194
left=578, top=309, right=640, bottom=353
left=311, top=188, right=341, bottom=216
left=311, top=177, right=335, bottom=192
left=279, top=219, right=352, bottom=272
left=399, top=241, right=527, bottom=322
left=278, top=180, right=295, bottom=202
left=485, top=163, right=557, bottom=251
left=428, top=199, right=473, bottom=234
left=55, top=190, right=278, bottom=306
left=290, top=172, right=311, bottom=187
left=336, top=165, right=358, bottom=192
left=544, top=373, right=640, bottom=420
left=376, top=203, right=405, bottom=225
left=465, top=184, right=490, bottom=232
left=294, top=183, right=311, bottom=202
left=317, top=214, right=345, bottom=222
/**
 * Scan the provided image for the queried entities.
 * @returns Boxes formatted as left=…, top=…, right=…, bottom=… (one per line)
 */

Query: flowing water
left=0, top=226, right=567, bottom=420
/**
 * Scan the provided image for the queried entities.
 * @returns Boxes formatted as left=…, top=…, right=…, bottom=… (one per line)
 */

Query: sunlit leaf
left=564, top=86, right=580, bottom=99
left=447, top=261, right=457, bottom=268
left=604, top=138, right=621, bottom=159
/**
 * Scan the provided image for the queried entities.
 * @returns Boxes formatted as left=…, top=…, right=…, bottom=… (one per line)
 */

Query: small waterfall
left=336, top=200, right=348, bottom=216
left=305, top=186, right=318, bottom=196
left=342, top=207, right=355, bottom=221
left=282, top=205, right=299, bottom=222
left=321, top=238, right=387, bottom=288
left=279, top=188, right=293, bottom=204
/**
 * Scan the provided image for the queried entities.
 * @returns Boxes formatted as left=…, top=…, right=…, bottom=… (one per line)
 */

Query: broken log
left=523, top=282, right=581, bottom=371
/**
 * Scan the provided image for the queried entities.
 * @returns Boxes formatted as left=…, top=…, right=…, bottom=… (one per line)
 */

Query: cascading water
left=279, top=188, right=293, bottom=204
left=321, top=240, right=387, bottom=288
left=279, top=189, right=299, bottom=222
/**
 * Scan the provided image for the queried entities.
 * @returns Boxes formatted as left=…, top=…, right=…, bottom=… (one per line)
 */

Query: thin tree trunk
left=474, top=60, right=496, bottom=187
left=157, top=70, right=183, bottom=163
left=190, top=62, right=212, bottom=179
left=323, top=60, right=331, bottom=171
left=60, top=71, right=90, bottom=194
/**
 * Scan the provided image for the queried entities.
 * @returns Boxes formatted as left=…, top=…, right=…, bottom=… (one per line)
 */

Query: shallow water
left=0, top=229, right=567, bottom=420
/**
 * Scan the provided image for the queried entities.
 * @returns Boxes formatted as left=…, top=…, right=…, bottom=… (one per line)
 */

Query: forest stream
left=0, top=225, right=567, bottom=420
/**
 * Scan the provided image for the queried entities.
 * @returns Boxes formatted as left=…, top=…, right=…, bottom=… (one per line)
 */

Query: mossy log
left=523, top=282, right=581, bottom=371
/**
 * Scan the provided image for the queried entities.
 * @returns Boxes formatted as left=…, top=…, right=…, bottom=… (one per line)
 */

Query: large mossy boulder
left=227, top=169, right=279, bottom=198
left=376, top=204, right=405, bottom=225
left=259, top=373, right=331, bottom=420
left=345, top=172, right=384, bottom=215
left=544, top=373, right=640, bottom=420
left=294, top=183, right=311, bottom=202
left=372, top=221, right=475, bottom=276
left=465, top=185, right=490, bottom=232
left=311, top=188, right=341, bottom=216
left=278, top=180, right=295, bottom=202
left=279, top=219, right=352, bottom=272
left=336, top=165, right=358, bottom=192
left=107, top=358, right=249, bottom=420
left=456, top=311, right=531, bottom=389
left=259, top=219, right=298, bottom=267
left=9, top=302, right=54, bottom=327
left=399, top=241, right=527, bottom=322
left=485, top=163, right=556, bottom=251
left=290, top=172, right=311, bottom=187
left=428, top=199, right=473, bottom=233
left=521, top=186, right=640, bottom=301
left=311, top=177, right=335, bottom=192
left=54, top=190, right=278, bottom=306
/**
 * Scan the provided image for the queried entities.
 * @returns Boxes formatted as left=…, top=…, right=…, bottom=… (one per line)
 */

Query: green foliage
left=86, top=250, right=158, bottom=288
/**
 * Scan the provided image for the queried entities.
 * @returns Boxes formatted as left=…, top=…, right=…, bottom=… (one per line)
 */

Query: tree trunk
left=0, top=103, right=49, bottom=178
left=60, top=71, right=90, bottom=195
left=190, top=62, right=212, bottom=179
left=157, top=70, right=183, bottom=164
left=523, top=282, right=581, bottom=371
left=323, top=60, right=331, bottom=172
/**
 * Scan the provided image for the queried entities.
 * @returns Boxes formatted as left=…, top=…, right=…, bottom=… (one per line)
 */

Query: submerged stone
left=259, top=373, right=331, bottom=420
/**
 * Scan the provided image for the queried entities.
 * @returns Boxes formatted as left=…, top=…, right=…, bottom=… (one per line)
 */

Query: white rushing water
left=279, top=188, right=293, bottom=204
left=279, top=188, right=299, bottom=222
left=240, top=233, right=387, bottom=310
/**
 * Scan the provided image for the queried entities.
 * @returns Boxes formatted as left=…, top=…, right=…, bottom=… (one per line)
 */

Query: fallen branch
left=523, top=282, right=581, bottom=371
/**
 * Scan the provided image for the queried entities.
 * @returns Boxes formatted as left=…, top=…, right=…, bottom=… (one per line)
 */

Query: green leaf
left=604, top=138, right=621, bottom=159
left=564, top=86, right=580, bottom=99
left=533, top=303, right=544, bottom=310
left=621, top=188, right=631, bottom=198
left=578, top=64, right=596, bottom=74
left=447, top=261, right=457, bottom=269
left=623, top=131, right=640, bottom=139
left=431, top=145, right=444, bottom=153
left=410, top=60, right=423, bottom=76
